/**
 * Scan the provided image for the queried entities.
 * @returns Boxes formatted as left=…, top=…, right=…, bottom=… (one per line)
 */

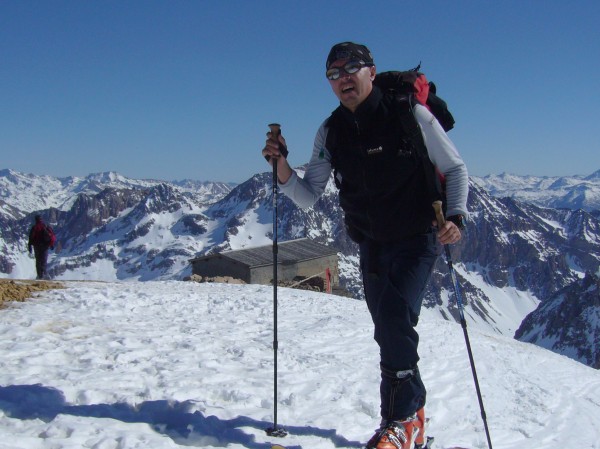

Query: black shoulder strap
left=387, top=93, right=425, bottom=155
left=389, top=94, right=444, bottom=205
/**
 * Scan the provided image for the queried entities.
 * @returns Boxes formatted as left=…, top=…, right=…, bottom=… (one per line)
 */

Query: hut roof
left=191, top=238, right=337, bottom=268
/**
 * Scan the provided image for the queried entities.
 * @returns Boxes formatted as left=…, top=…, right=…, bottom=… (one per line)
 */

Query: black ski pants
left=33, top=245, right=49, bottom=280
left=359, top=231, right=440, bottom=421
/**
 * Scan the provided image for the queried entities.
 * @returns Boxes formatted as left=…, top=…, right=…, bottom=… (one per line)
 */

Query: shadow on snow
left=0, top=384, right=363, bottom=448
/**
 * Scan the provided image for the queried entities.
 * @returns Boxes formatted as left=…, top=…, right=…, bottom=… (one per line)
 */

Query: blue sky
left=1, top=0, right=599, bottom=183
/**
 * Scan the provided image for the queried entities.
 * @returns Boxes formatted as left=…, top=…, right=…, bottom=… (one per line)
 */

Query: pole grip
left=265, top=123, right=281, bottom=162
left=432, top=200, right=446, bottom=228
left=268, top=123, right=281, bottom=139
left=269, top=124, right=282, bottom=158
left=267, top=123, right=288, bottom=159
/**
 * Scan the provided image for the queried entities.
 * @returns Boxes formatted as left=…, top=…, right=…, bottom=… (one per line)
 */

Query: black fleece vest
left=325, top=87, right=438, bottom=242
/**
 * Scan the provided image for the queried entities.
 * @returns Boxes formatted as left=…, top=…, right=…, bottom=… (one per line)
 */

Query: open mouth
left=341, top=85, right=355, bottom=93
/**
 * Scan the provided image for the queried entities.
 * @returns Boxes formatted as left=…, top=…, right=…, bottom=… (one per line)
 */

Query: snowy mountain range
left=473, top=170, right=600, bottom=213
left=1, top=168, right=599, bottom=369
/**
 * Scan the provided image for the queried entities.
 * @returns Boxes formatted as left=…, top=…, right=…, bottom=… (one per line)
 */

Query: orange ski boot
left=365, top=417, right=417, bottom=449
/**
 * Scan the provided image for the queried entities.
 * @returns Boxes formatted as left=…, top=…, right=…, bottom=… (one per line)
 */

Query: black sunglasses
left=326, top=60, right=373, bottom=80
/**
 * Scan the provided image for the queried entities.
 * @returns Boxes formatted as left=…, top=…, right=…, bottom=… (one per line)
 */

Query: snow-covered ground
left=0, top=281, right=598, bottom=449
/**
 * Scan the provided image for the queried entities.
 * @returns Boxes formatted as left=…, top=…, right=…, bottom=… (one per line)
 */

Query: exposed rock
left=0, top=279, right=63, bottom=307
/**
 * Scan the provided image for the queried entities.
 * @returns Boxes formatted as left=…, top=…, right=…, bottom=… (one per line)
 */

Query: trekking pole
left=265, top=123, right=287, bottom=438
left=433, top=201, right=493, bottom=449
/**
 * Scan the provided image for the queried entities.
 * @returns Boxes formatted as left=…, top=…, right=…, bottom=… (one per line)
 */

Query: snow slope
left=0, top=282, right=598, bottom=449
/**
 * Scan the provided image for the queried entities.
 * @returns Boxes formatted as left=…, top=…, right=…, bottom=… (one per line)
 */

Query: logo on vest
left=366, top=146, right=383, bottom=155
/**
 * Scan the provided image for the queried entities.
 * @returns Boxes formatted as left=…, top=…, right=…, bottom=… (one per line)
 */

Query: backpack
left=373, top=64, right=454, bottom=208
left=373, top=64, right=455, bottom=132
left=42, top=225, right=57, bottom=248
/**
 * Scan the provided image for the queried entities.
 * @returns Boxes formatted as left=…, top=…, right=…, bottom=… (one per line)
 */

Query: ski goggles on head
left=326, top=60, right=373, bottom=80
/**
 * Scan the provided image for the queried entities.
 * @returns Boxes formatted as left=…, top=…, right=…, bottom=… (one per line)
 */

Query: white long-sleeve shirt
left=279, top=103, right=469, bottom=219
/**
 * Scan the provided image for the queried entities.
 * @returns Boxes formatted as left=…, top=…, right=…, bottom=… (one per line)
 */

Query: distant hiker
left=28, top=215, right=56, bottom=280
left=262, top=42, right=469, bottom=449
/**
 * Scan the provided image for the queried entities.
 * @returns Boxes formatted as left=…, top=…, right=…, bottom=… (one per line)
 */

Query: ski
left=273, top=435, right=467, bottom=449
left=365, top=436, right=434, bottom=449
left=419, top=435, right=435, bottom=448
left=419, top=436, right=471, bottom=449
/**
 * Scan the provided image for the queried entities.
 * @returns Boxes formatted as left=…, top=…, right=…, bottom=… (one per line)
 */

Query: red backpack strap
left=413, top=73, right=430, bottom=108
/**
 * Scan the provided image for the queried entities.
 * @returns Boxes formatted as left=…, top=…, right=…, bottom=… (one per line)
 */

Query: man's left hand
left=436, top=221, right=462, bottom=245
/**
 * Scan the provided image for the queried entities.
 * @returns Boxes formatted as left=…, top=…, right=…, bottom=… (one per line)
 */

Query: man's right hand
left=262, top=131, right=292, bottom=184
left=262, top=131, right=288, bottom=162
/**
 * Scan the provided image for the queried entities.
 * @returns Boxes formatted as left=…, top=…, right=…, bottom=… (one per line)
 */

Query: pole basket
left=266, top=426, right=288, bottom=437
